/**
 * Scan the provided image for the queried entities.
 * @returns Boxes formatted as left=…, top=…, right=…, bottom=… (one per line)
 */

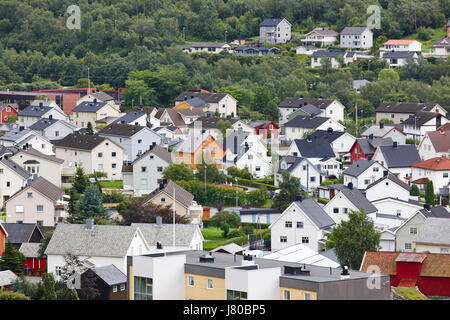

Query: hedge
left=229, top=177, right=279, bottom=191
left=317, top=198, right=329, bottom=205
left=203, top=220, right=270, bottom=230
left=0, top=291, right=31, bottom=300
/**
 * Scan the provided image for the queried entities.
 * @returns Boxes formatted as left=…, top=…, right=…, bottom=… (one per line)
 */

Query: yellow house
left=176, top=134, right=225, bottom=170
left=185, top=273, right=226, bottom=300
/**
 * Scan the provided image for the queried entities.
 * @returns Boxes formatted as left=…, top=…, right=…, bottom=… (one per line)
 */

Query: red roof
left=396, top=252, right=427, bottom=263
left=411, top=177, right=430, bottom=184
left=412, top=156, right=450, bottom=171
left=384, top=39, right=418, bottom=45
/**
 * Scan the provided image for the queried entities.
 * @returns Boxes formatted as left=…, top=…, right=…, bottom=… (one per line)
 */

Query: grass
left=403, top=27, right=447, bottom=51
left=393, top=287, right=430, bottom=300
left=202, top=227, right=226, bottom=240
left=0, top=212, right=5, bottom=222
left=100, top=180, right=123, bottom=189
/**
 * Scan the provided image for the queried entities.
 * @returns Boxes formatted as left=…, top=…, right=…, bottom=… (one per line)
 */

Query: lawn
left=202, top=227, right=226, bottom=240
left=100, top=180, right=123, bottom=189
left=403, top=28, right=447, bottom=51
left=393, top=287, right=430, bottom=300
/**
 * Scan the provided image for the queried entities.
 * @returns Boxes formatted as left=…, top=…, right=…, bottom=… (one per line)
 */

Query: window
left=310, top=177, right=316, bottom=182
left=304, top=293, right=312, bottom=300
left=112, top=163, right=116, bottom=169
left=333, top=208, right=339, bottom=214
left=157, top=167, right=163, bottom=172
left=134, top=277, right=152, bottom=300
left=6, top=181, right=10, bottom=187
left=36, top=220, right=43, bottom=226
left=283, top=290, right=290, bottom=300
left=343, top=208, right=348, bottom=214
left=55, top=131, right=59, bottom=137
left=297, top=222, right=303, bottom=229
left=161, top=197, right=166, bottom=203
left=441, top=248, right=449, bottom=254
left=444, top=173, right=448, bottom=178
left=364, top=179, right=371, bottom=185
left=280, top=236, right=287, bottom=243
left=120, top=284, right=125, bottom=291
left=150, top=155, right=154, bottom=159
left=98, top=152, right=103, bottom=158
left=36, top=205, right=44, bottom=212
left=55, top=266, right=62, bottom=276
left=410, top=227, right=417, bottom=234
left=27, top=192, right=33, bottom=198
left=41, top=144, right=45, bottom=149
left=256, top=166, right=261, bottom=171
left=302, top=165, right=307, bottom=171
left=112, top=152, right=116, bottom=157
left=15, top=206, right=24, bottom=213
left=226, top=290, right=247, bottom=300
left=141, top=166, right=147, bottom=173
left=373, top=167, right=379, bottom=172
left=396, top=210, right=401, bottom=217
left=188, top=276, right=194, bottom=287
left=98, top=164, right=103, bottom=170
left=405, top=243, right=412, bottom=250
left=113, top=285, right=118, bottom=293
left=207, top=279, right=213, bottom=289
left=285, top=221, right=292, bottom=228
left=302, top=237, right=309, bottom=244
left=137, top=139, right=142, bottom=144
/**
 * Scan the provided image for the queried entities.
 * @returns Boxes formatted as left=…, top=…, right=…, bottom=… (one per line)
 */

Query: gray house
left=233, top=46, right=280, bottom=56
left=340, top=27, right=373, bottom=49
left=259, top=18, right=291, bottom=44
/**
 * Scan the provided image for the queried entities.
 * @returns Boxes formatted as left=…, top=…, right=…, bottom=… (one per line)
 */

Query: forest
left=0, top=0, right=449, bottom=118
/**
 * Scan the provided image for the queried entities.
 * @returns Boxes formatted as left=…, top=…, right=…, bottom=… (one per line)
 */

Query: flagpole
left=355, top=104, right=358, bottom=137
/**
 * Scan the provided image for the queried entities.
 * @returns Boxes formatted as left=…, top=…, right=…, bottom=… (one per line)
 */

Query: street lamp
left=235, top=178, right=238, bottom=208
left=225, top=30, right=228, bottom=43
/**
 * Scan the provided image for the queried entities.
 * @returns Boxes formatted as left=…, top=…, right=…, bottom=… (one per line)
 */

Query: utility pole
left=173, top=186, right=176, bottom=247
left=87, top=67, right=90, bottom=92
left=235, top=178, right=238, bottom=208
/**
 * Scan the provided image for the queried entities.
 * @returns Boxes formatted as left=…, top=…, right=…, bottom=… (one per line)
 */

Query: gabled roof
left=376, top=102, right=441, bottom=114
left=377, top=144, right=421, bottom=168
left=0, top=128, right=32, bottom=142
left=412, top=155, right=450, bottom=171
left=300, top=103, right=322, bottom=116
left=403, top=112, right=443, bottom=127
left=306, top=27, right=338, bottom=37
left=361, top=124, right=405, bottom=137
left=45, top=224, right=144, bottom=257
left=356, top=137, right=393, bottom=155
left=132, top=144, right=172, bottom=165
left=0, top=157, right=31, bottom=179
left=414, top=218, right=450, bottom=246
left=141, top=180, right=194, bottom=209
left=383, top=51, right=417, bottom=59
left=156, top=108, right=186, bottom=127
left=16, top=147, right=64, bottom=164
left=284, top=115, right=329, bottom=128
left=0, top=270, right=18, bottom=287
left=91, top=91, right=115, bottom=102
left=339, top=187, right=377, bottom=214
left=90, top=264, right=127, bottom=286
left=131, top=223, right=201, bottom=247
left=311, top=50, right=347, bottom=58
left=419, top=205, right=450, bottom=218
left=98, top=123, right=146, bottom=137
left=427, top=130, right=450, bottom=152
left=175, top=91, right=229, bottom=103
left=384, top=39, right=419, bottom=45
left=343, top=158, right=380, bottom=177
left=25, top=176, right=64, bottom=203
left=19, top=242, right=41, bottom=258
left=116, top=111, right=147, bottom=124
left=3, top=223, right=43, bottom=244
left=259, top=18, right=287, bottom=27
left=18, top=105, right=52, bottom=117
left=366, top=174, right=410, bottom=192
left=278, top=97, right=336, bottom=110
left=340, top=27, right=370, bottom=35
left=53, top=133, right=106, bottom=151
left=191, top=42, right=228, bottom=48
left=0, top=102, right=18, bottom=112
left=294, top=199, right=336, bottom=229
left=306, top=129, right=347, bottom=143
left=72, top=101, right=108, bottom=113
left=293, top=137, right=335, bottom=158
left=176, top=108, right=205, bottom=118
left=184, top=97, right=208, bottom=109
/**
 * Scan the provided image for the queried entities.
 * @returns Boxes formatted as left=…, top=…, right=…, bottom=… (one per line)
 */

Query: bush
left=227, top=229, right=244, bottom=239
left=102, top=191, right=125, bottom=203
left=0, top=291, right=31, bottom=300
left=317, top=198, right=329, bottom=205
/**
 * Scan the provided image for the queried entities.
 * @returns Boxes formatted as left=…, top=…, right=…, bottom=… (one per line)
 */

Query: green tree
left=0, top=241, right=26, bottom=275
left=86, top=122, right=94, bottom=135
left=195, top=162, right=226, bottom=184
left=37, top=230, right=54, bottom=259
left=72, top=167, right=89, bottom=194
left=217, top=119, right=233, bottom=138
left=210, top=211, right=241, bottom=230
left=0, top=291, right=31, bottom=300
left=327, top=209, right=380, bottom=269
left=247, top=189, right=269, bottom=207
left=272, top=171, right=300, bottom=211
left=410, top=184, right=420, bottom=196
left=162, top=163, right=194, bottom=182
left=425, top=181, right=435, bottom=205
left=41, top=273, right=57, bottom=300
left=70, top=185, right=109, bottom=223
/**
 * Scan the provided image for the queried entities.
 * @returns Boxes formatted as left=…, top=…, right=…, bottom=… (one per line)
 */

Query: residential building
left=379, top=228, right=397, bottom=252
left=283, top=116, right=345, bottom=141
left=238, top=208, right=282, bottom=225
left=19, top=242, right=47, bottom=276
left=371, top=198, right=423, bottom=222
left=17, top=105, right=67, bottom=128
left=76, top=92, right=116, bottom=105
left=70, top=101, right=122, bottom=128
left=175, top=133, right=225, bottom=170
left=80, top=265, right=128, bottom=300
left=414, top=218, right=450, bottom=254
left=379, top=39, right=422, bottom=57
left=278, top=97, right=345, bottom=125
left=98, top=123, right=161, bottom=163
left=340, top=27, right=373, bottom=49
left=382, top=51, right=419, bottom=67
left=153, top=126, right=184, bottom=140
left=349, top=136, right=393, bottom=164
left=411, top=155, right=450, bottom=190
left=361, top=123, right=406, bottom=145
left=275, top=156, right=327, bottom=190
left=361, top=251, right=450, bottom=297
left=429, top=26, right=450, bottom=58
left=305, top=129, right=355, bottom=160
left=177, top=42, right=232, bottom=54
left=418, top=129, right=450, bottom=160
left=175, top=89, right=238, bottom=118
left=364, top=173, right=411, bottom=202
left=343, top=158, right=387, bottom=190
left=155, top=108, right=189, bottom=128
left=54, top=133, right=124, bottom=180
left=310, top=50, right=355, bottom=68
left=233, top=46, right=280, bottom=56
left=259, top=18, right=291, bottom=44
left=29, top=118, right=77, bottom=141
left=2, top=223, right=44, bottom=249
left=251, top=120, right=279, bottom=139
left=0, top=127, right=54, bottom=155
left=375, top=101, right=446, bottom=124
left=270, top=197, right=335, bottom=252
left=0, top=103, right=18, bottom=123
left=372, top=142, right=422, bottom=183
left=123, top=144, right=172, bottom=196
left=301, top=27, right=338, bottom=47
left=140, top=180, right=203, bottom=225
left=0, top=156, right=31, bottom=208
left=115, top=110, right=160, bottom=128
left=5, top=176, right=66, bottom=226
left=402, top=112, right=449, bottom=140
left=295, top=45, right=319, bottom=55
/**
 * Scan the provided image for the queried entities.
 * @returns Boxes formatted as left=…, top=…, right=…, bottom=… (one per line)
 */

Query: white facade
left=33, top=121, right=77, bottom=141
left=418, top=132, right=450, bottom=160
left=259, top=19, right=291, bottom=44
left=18, top=109, right=67, bottom=129
left=343, top=161, right=387, bottom=190
left=284, top=118, right=345, bottom=142
left=323, top=191, right=376, bottom=224
left=371, top=198, right=422, bottom=220
left=0, top=162, right=28, bottom=209
left=340, top=28, right=373, bottom=49
left=379, top=230, right=396, bottom=252
left=403, top=117, right=449, bottom=141
left=275, top=158, right=325, bottom=190
left=328, top=133, right=356, bottom=157
left=364, top=178, right=410, bottom=202
left=411, top=165, right=450, bottom=190
left=372, top=149, right=413, bottom=183
left=380, top=40, right=422, bottom=57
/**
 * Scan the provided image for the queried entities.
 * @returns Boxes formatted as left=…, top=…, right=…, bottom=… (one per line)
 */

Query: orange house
left=176, top=134, right=225, bottom=170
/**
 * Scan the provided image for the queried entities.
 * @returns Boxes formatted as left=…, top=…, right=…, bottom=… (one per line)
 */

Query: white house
left=418, top=129, right=450, bottom=160
left=342, top=158, right=388, bottom=190
left=310, top=50, right=355, bottom=68
left=364, top=173, right=411, bottom=202
left=175, top=90, right=238, bottom=118
left=382, top=51, right=419, bottom=67
left=18, top=105, right=68, bottom=128
left=379, top=228, right=397, bottom=252
left=238, top=208, right=282, bottom=225
left=0, top=128, right=54, bottom=155
left=411, top=155, right=450, bottom=190
left=402, top=112, right=449, bottom=141
left=371, top=198, right=423, bottom=221
left=270, top=198, right=335, bottom=252
left=295, top=45, right=318, bottom=55
left=29, top=118, right=77, bottom=141
left=275, top=156, right=327, bottom=190
left=283, top=115, right=345, bottom=141
left=178, top=42, right=232, bottom=54
left=379, top=39, right=422, bottom=58
left=98, top=123, right=162, bottom=163
left=0, top=156, right=31, bottom=208
left=361, top=123, right=406, bottom=145
left=340, top=27, right=373, bottom=49
left=301, top=27, right=338, bottom=47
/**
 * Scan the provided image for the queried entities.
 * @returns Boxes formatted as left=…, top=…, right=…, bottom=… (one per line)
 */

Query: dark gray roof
left=27, top=176, right=64, bottom=202
left=239, top=208, right=281, bottom=216
left=53, top=133, right=106, bottom=151
left=28, top=118, right=59, bottom=131
left=383, top=51, right=417, bottom=59
left=185, top=97, right=208, bottom=109
left=294, top=138, right=335, bottom=158
left=311, top=50, right=346, bottom=58
left=18, top=105, right=52, bottom=117
left=3, top=223, right=43, bottom=244
left=0, top=157, right=31, bottom=179
left=91, top=264, right=127, bottom=286
left=175, top=91, right=229, bottom=103
left=294, top=199, right=335, bottom=229
left=366, top=174, right=410, bottom=192
left=306, top=129, right=346, bottom=143
left=403, top=112, right=443, bottom=127
left=376, top=102, right=440, bottom=114
left=278, top=97, right=335, bottom=110
left=300, top=104, right=322, bottom=116
left=284, top=115, right=329, bottom=129
left=320, top=248, right=339, bottom=263
left=259, top=18, right=286, bottom=27
left=378, top=144, right=421, bottom=168
left=0, top=128, right=32, bottom=142
left=356, top=137, right=393, bottom=155
left=340, top=187, right=377, bottom=214
left=340, top=27, right=369, bottom=35
left=98, top=123, right=146, bottom=137
left=344, top=158, right=379, bottom=177
left=234, top=46, right=280, bottom=53
left=116, top=111, right=146, bottom=124
left=91, top=91, right=115, bottom=102
left=419, top=206, right=450, bottom=218
left=72, top=101, right=107, bottom=113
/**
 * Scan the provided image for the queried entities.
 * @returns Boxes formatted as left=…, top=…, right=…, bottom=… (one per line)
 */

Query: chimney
left=156, top=215, right=162, bottom=225
left=39, top=102, right=43, bottom=107
left=156, top=241, right=163, bottom=249
left=296, top=195, right=302, bottom=202
left=347, top=182, right=353, bottom=190
left=327, top=127, right=333, bottom=133
left=49, top=115, right=53, bottom=120
left=242, top=254, right=254, bottom=266
left=367, top=156, right=372, bottom=161
left=419, top=99, right=425, bottom=103
left=340, top=266, right=350, bottom=279
left=423, top=204, right=431, bottom=211
left=383, top=170, right=388, bottom=177
left=379, top=122, right=384, bottom=129
left=369, top=134, right=374, bottom=140
left=19, top=126, right=24, bottom=132
left=93, top=98, right=97, bottom=103
left=85, top=219, right=94, bottom=231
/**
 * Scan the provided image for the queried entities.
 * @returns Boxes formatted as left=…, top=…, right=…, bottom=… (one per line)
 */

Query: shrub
left=227, top=229, right=244, bottom=239
left=0, top=291, right=31, bottom=300
left=102, top=191, right=125, bottom=203
left=317, top=198, right=329, bottom=205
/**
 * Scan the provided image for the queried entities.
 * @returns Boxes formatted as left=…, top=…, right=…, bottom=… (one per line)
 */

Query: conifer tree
left=0, top=241, right=26, bottom=276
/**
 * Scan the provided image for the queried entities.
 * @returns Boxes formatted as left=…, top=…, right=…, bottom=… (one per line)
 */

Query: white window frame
left=188, top=276, right=194, bottom=287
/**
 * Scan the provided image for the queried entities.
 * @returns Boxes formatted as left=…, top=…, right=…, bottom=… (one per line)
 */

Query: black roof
left=53, top=133, right=106, bottom=151
left=306, top=129, right=346, bottom=143
left=311, top=50, right=346, bottom=58
left=378, top=144, right=421, bottom=168
left=73, top=101, right=107, bottom=113
left=420, top=206, right=450, bottom=218
left=344, top=158, right=380, bottom=177
left=383, top=51, right=417, bottom=59
left=402, top=112, right=443, bottom=127
left=28, top=118, right=59, bottom=131
left=259, top=18, right=286, bottom=27
left=278, top=97, right=335, bottom=109
left=294, top=137, right=335, bottom=158
left=18, top=106, right=52, bottom=117
left=376, top=102, right=440, bottom=114
left=3, top=223, right=43, bottom=244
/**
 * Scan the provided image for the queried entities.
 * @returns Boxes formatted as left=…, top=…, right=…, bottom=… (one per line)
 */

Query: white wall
left=372, top=199, right=422, bottom=220
left=365, top=180, right=410, bottom=202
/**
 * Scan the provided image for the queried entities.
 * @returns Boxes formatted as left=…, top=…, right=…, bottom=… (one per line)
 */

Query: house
left=349, top=136, right=393, bottom=164
left=0, top=122, right=17, bottom=135
left=155, top=108, right=188, bottom=128
left=317, top=183, right=347, bottom=200
left=371, top=198, right=423, bottom=223
left=304, top=130, right=355, bottom=160
left=382, top=51, right=419, bottom=67
left=379, top=39, right=422, bottom=57
left=0, top=221, right=7, bottom=256
left=295, top=45, right=318, bottom=55
left=259, top=18, right=291, bottom=44
left=364, top=173, right=411, bottom=202
left=283, top=116, right=345, bottom=141
left=123, top=144, right=172, bottom=196
left=19, top=242, right=47, bottom=276
left=340, top=27, right=373, bottom=49
left=402, top=112, right=449, bottom=140
left=153, top=126, right=183, bottom=140
left=361, top=123, right=406, bottom=145
left=127, top=250, right=390, bottom=300
left=372, top=142, right=422, bottom=183
left=360, top=251, right=450, bottom=297
left=175, top=133, right=225, bottom=170
left=0, top=156, right=31, bottom=208
left=323, top=184, right=378, bottom=224
left=286, top=103, right=322, bottom=121
left=395, top=206, right=450, bottom=252
left=5, top=176, right=66, bottom=226
left=411, top=155, right=450, bottom=190
left=375, top=101, right=446, bottom=124
left=115, top=110, right=160, bottom=128
left=80, top=264, right=127, bottom=300
left=178, top=42, right=232, bottom=54
left=429, top=22, right=450, bottom=58
left=186, top=116, right=244, bottom=139
left=379, top=228, right=397, bottom=252
left=175, top=89, right=238, bottom=118
left=237, top=208, right=282, bottom=225
left=275, top=156, right=327, bottom=190
left=413, top=218, right=450, bottom=254
left=278, top=97, right=345, bottom=125
left=0, top=102, right=19, bottom=123
left=98, top=123, right=161, bottom=163
left=54, top=133, right=124, bottom=180
left=76, top=91, right=116, bottom=105
left=9, top=146, right=64, bottom=188
left=17, top=105, right=67, bottom=128
left=233, top=46, right=280, bottom=56
left=0, top=270, right=18, bottom=291
left=310, top=50, right=355, bottom=68
left=270, top=197, right=335, bottom=252
left=131, top=221, right=204, bottom=251
left=0, top=127, right=55, bottom=155
left=353, top=80, right=370, bottom=93
left=70, top=101, right=122, bottom=129
left=45, top=220, right=151, bottom=277
left=301, top=27, right=338, bottom=47
left=250, top=120, right=279, bottom=139
left=28, top=118, right=77, bottom=141
left=418, top=129, right=450, bottom=160
left=343, top=158, right=388, bottom=190
left=2, top=223, right=44, bottom=249
left=140, top=180, right=203, bottom=225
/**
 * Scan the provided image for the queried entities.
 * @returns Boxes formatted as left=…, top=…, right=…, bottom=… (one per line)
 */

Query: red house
left=349, top=137, right=393, bottom=164
left=252, top=120, right=279, bottom=139
left=0, top=222, right=7, bottom=256
left=361, top=251, right=450, bottom=297
left=0, top=103, right=19, bottom=123
left=19, top=243, right=47, bottom=276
